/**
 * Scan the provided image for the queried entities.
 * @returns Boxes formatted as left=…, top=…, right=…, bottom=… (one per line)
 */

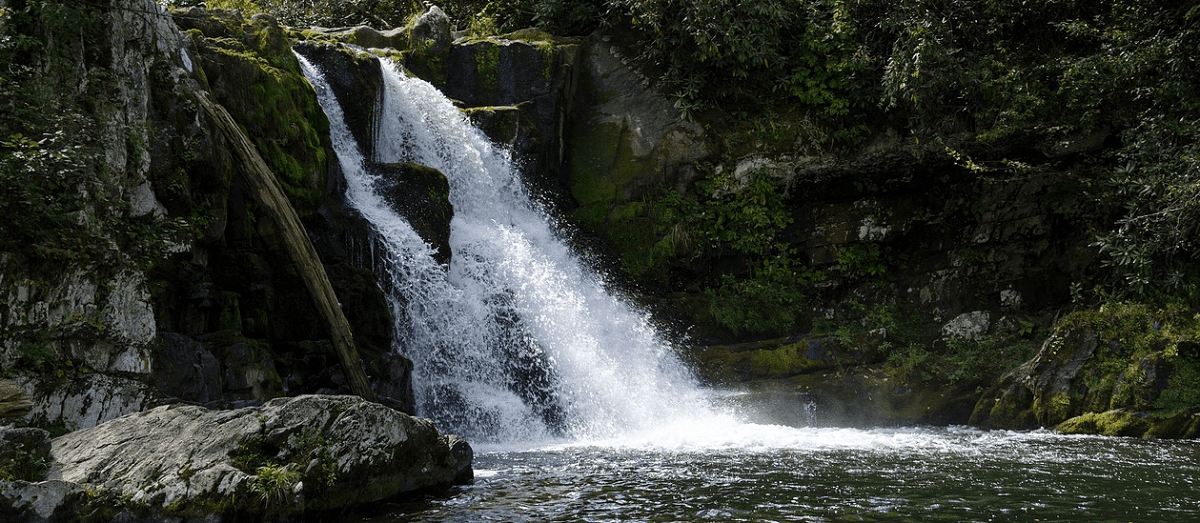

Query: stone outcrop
left=0, top=381, right=31, bottom=419
left=19, top=395, right=472, bottom=521
left=192, top=87, right=376, bottom=401
left=970, top=307, right=1200, bottom=437
left=566, top=33, right=710, bottom=229
left=372, top=163, right=456, bottom=265
left=3, top=1, right=417, bottom=432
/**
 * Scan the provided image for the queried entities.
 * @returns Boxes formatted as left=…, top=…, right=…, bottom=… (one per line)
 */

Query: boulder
left=970, top=326, right=1102, bottom=429
left=411, top=6, right=451, bottom=55
left=45, top=395, right=471, bottom=520
left=0, top=480, right=87, bottom=523
left=969, top=306, right=1191, bottom=433
left=371, top=162, right=455, bottom=265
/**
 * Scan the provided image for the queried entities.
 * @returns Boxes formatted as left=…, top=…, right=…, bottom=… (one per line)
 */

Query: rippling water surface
left=348, top=424, right=1200, bottom=523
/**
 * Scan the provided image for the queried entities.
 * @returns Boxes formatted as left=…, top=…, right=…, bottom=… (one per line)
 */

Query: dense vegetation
left=180, top=0, right=1200, bottom=309
left=0, top=1, right=114, bottom=263
left=0, top=0, right=187, bottom=268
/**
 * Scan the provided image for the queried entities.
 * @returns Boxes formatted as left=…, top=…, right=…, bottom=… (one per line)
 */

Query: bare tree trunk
left=194, top=91, right=378, bottom=402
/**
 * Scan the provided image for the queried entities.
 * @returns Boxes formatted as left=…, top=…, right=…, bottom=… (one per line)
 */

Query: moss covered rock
left=45, top=396, right=471, bottom=521
left=175, top=9, right=330, bottom=216
left=694, top=335, right=846, bottom=382
left=566, top=33, right=709, bottom=249
left=971, top=303, right=1200, bottom=432
left=1056, top=409, right=1200, bottom=438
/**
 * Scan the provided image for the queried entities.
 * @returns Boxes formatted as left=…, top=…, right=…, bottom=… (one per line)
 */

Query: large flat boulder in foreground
left=3, top=395, right=471, bottom=521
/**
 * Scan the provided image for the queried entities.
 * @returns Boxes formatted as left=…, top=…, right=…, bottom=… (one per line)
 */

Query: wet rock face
left=45, top=395, right=472, bottom=520
left=970, top=327, right=1101, bottom=430
left=0, top=2, right=415, bottom=430
left=293, top=42, right=384, bottom=160
left=566, top=33, right=709, bottom=229
left=371, top=162, right=455, bottom=265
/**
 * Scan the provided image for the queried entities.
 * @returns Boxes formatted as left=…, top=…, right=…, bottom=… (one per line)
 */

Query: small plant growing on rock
left=252, top=463, right=301, bottom=514
left=0, top=452, right=49, bottom=482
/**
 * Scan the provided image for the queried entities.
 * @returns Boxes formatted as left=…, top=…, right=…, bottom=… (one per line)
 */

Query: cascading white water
left=297, top=51, right=713, bottom=443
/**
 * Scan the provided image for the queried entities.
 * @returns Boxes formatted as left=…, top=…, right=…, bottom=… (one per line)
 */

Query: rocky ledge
left=1, top=395, right=472, bottom=522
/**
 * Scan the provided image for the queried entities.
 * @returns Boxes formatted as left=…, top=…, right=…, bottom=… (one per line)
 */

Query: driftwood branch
left=194, top=90, right=378, bottom=402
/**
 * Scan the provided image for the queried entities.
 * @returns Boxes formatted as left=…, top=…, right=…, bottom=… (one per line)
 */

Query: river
left=351, top=423, right=1200, bottom=522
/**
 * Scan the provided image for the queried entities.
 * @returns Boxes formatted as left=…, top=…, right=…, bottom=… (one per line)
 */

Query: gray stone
left=152, top=333, right=222, bottom=403
left=412, top=6, right=451, bottom=54
left=942, top=311, right=991, bottom=340
left=15, top=374, right=154, bottom=431
left=0, top=380, right=32, bottom=419
left=0, top=480, right=87, bottom=522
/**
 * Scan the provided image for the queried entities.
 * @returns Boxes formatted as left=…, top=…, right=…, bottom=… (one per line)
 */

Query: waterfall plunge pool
left=294, top=48, right=1200, bottom=522
left=347, top=423, right=1200, bottom=522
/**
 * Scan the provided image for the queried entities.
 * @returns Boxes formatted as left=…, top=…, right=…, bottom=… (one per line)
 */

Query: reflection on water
left=346, top=425, right=1200, bottom=523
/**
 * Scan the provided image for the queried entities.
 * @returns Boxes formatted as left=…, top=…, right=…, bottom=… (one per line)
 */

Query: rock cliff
left=1, top=0, right=412, bottom=431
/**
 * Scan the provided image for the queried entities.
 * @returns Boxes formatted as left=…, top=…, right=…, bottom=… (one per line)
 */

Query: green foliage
left=614, top=0, right=873, bottom=133
left=680, top=170, right=793, bottom=257
left=477, top=0, right=604, bottom=36
left=706, top=261, right=819, bottom=336
left=0, top=0, right=193, bottom=268
left=1059, top=302, right=1200, bottom=414
left=1155, top=356, right=1200, bottom=415
left=835, top=243, right=886, bottom=278
left=231, top=426, right=336, bottom=514
left=0, top=451, right=49, bottom=482
left=230, top=434, right=275, bottom=473
left=203, top=0, right=266, bottom=13
left=250, top=462, right=301, bottom=515
left=649, top=168, right=821, bottom=335
left=165, top=0, right=421, bottom=28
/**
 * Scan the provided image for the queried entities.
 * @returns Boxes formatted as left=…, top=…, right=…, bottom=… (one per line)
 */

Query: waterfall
left=297, top=51, right=711, bottom=443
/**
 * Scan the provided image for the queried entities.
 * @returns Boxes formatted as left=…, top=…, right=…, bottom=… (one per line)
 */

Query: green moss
left=748, top=343, right=825, bottom=378
left=605, top=203, right=659, bottom=277
left=1031, top=303, right=1200, bottom=425
left=218, top=291, right=243, bottom=332
left=985, top=394, right=1032, bottom=427
left=1035, top=393, right=1076, bottom=426
left=1057, top=410, right=1153, bottom=437
left=1155, top=353, right=1200, bottom=414
left=567, top=121, right=646, bottom=230
left=194, top=11, right=330, bottom=216
left=461, top=106, right=521, bottom=144
left=475, top=44, right=501, bottom=97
